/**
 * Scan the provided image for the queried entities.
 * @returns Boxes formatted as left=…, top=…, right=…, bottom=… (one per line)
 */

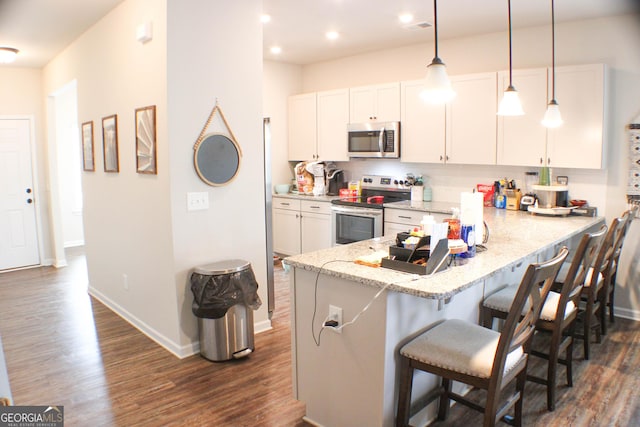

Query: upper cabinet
left=288, top=90, right=349, bottom=161
left=349, top=82, right=400, bottom=123
left=400, top=79, right=446, bottom=163
left=445, top=72, right=497, bottom=165
left=546, top=64, right=606, bottom=169
left=496, top=64, right=606, bottom=169
left=496, top=68, right=549, bottom=167
left=288, top=93, right=317, bottom=160
left=316, top=88, right=349, bottom=161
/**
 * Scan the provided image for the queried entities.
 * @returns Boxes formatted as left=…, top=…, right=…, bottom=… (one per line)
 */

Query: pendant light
left=497, top=0, right=524, bottom=116
left=542, top=0, right=563, bottom=128
left=421, top=0, right=455, bottom=104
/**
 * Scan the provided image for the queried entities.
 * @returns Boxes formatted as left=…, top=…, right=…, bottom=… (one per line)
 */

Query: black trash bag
left=190, top=267, right=262, bottom=319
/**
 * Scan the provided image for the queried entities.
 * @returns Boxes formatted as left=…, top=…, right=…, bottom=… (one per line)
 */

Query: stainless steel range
left=331, top=174, right=411, bottom=245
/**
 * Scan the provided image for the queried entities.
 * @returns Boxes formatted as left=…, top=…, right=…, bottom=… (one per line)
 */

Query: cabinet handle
left=548, top=157, right=551, bottom=165
left=440, top=155, right=443, bottom=161
left=540, top=157, right=543, bottom=165
left=399, top=215, right=412, bottom=219
left=296, top=214, right=300, bottom=218
left=281, top=202, right=290, bottom=206
left=446, top=155, right=449, bottom=161
left=309, top=205, right=320, bottom=209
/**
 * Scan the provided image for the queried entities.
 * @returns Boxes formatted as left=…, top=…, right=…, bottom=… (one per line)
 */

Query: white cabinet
left=273, top=198, right=302, bottom=255
left=445, top=72, right=498, bottom=165
left=496, top=68, right=549, bottom=167
left=273, top=197, right=332, bottom=256
left=349, top=82, right=400, bottom=123
left=384, top=208, right=450, bottom=236
left=288, top=93, right=317, bottom=161
left=400, top=79, right=446, bottom=163
left=496, top=64, right=606, bottom=169
left=316, top=89, right=349, bottom=161
left=288, top=90, right=349, bottom=161
left=546, top=64, right=606, bottom=169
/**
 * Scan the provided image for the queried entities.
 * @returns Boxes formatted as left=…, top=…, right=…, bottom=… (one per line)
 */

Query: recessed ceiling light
left=0, top=47, right=19, bottom=63
left=399, top=13, right=414, bottom=24
left=270, top=46, right=282, bottom=55
left=261, top=14, right=271, bottom=24
left=326, top=31, right=340, bottom=41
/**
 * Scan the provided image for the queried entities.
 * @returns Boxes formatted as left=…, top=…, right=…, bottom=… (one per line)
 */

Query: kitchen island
left=284, top=209, right=604, bottom=427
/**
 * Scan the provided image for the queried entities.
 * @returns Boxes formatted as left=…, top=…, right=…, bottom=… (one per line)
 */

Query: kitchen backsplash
left=333, top=159, right=609, bottom=215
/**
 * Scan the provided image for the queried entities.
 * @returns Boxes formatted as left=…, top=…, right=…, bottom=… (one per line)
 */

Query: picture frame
left=81, top=121, right=95, bottom=171
left=135, top=105, right=157, bottom=174
left=102, top=114, right=119, bottom=173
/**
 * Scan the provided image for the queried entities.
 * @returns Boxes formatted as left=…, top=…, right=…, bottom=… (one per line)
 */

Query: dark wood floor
left=0, top=248, right=638, bottom=426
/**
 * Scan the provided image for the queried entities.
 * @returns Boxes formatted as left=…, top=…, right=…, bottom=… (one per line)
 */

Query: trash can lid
left=193, top=259, right=251, bottom=275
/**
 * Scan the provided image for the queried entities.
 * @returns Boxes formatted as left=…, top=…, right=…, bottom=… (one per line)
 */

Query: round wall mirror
left=194, top=133, right=241, bottom=186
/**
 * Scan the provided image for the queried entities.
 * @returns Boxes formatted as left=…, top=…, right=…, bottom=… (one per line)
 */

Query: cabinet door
left=317, top=89, right=349, bottom=161
left=546, top=64, right=606, bottom=169
left=301, top=212, right=332, bottom=253
left=273, top=208, right=301, bottom=256
left=496, top=68, right=548, bottom=167
left=349, top=83, right=400, bottom=123
left=288, top=93, right=317, bottom=161
left=374, top=82, right=401, bottom=122
left=446, top=73, right=497, bottom=165
left=400, top=79, right=446, bottom=163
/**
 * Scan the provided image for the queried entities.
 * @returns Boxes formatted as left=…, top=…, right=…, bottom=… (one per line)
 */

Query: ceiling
left=0, top=0, right=637, bottom=68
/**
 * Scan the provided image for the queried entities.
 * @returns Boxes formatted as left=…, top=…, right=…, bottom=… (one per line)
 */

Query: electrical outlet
left=328, top=305, right=343, bottom=334
left=187, top=192, right=209, bottom=211
left=123, top=273, right=129, bottom=291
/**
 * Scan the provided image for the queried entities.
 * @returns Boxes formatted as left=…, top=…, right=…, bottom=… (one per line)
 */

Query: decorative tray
left=528, top=206, right=578, bottom=216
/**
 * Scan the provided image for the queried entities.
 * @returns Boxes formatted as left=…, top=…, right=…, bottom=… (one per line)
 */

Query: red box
left=339, top=188, right=358, bottom=201
left=476, top=184, right=494, bottom=207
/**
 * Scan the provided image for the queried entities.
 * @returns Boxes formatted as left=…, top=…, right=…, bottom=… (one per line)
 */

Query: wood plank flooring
left=0, top=248, right=638, bottom=426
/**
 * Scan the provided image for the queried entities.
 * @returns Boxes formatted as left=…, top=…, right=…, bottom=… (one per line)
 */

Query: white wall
left=166, top=0, right=267, bottom=349
left=269, top=14, right=640, bottom=318
left=42, top=0, right=181, bottom=352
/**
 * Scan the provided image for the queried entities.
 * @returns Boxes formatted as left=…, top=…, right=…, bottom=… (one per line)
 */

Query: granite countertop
left=272, top=192, right=339, bottom=202
left=384, top=200, right=459, bottom=215
left=284, top=209, right=604, bottom=300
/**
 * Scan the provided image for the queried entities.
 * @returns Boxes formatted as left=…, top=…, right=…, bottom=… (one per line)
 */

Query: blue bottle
left=460, top=224, right=476, bottom=258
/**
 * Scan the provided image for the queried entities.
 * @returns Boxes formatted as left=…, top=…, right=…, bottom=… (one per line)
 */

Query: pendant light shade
left=421, top=0, right=455, bottom=104
left=0, top=47, right=18, bottom=64
left=497, top=0, right=524, bottom=116
left=542, top=0, right=563, bottom=128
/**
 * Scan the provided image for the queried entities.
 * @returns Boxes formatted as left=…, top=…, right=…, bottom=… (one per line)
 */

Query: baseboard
left=614, top=306, right=640, bottom=322
left=63, top=240, right=85, bottom=248
left=88, top=287, right=275, bottom=359
left=88, top=286, right=188, bottom=358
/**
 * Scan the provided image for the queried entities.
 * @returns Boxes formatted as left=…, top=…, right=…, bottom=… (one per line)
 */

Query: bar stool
left=604, top=207, right=637, bottom=326
left=480, top=226, right=606, bottom=411
left=395, top=247, right=568, bottom=427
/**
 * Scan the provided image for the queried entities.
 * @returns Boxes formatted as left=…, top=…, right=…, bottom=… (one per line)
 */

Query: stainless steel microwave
left=347, top=121, right=400, bottom=158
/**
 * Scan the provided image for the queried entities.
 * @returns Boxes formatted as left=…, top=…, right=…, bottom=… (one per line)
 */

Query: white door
left=0, top=119, right=40, bottom=270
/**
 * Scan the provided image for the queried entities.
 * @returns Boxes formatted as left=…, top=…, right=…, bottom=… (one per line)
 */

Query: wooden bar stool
left=395, top=247, right=568, bottom=427
left=604, top=207, right=637, bottom=326
left=481, top=226, right=606, bottom=411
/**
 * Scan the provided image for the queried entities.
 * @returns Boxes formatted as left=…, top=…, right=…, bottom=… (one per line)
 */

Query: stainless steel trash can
left=193, top=259, right=255, bottom=362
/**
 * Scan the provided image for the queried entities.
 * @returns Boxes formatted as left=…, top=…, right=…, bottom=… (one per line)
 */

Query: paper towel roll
left=460, top=192, right=484, bottom=243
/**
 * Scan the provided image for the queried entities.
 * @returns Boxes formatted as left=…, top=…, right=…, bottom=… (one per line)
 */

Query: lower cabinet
left=384, top=208, right=449, bottom=236
left=273, top=197, right=332, bottom=256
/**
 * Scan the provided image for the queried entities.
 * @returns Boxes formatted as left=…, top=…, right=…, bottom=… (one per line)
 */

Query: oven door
left=331, top=205, right=383, bottom=246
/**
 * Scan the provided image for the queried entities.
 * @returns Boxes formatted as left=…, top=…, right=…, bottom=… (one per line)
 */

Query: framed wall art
left=81, top=121, right=95, bottom=171
left=102, top=114, right=119, bottom=173
left=135, top=105, right=157, bottom=174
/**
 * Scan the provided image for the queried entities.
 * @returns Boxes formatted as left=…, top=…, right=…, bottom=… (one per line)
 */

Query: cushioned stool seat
left=401, top=319, right=524, bottom=379
left=484, top=287, right=576, bottom=322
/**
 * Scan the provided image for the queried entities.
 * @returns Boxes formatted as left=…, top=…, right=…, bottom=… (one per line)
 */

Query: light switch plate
left=187, top=192, right=209, bottom=211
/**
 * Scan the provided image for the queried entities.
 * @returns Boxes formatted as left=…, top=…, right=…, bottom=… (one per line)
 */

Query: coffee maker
left=326, top=168, right=346, bottom=196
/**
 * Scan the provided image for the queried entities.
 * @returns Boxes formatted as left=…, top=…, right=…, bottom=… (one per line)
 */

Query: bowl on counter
left=570, top=199, right=588, bottom=207
left=274, top=184, right=291, bottom=194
